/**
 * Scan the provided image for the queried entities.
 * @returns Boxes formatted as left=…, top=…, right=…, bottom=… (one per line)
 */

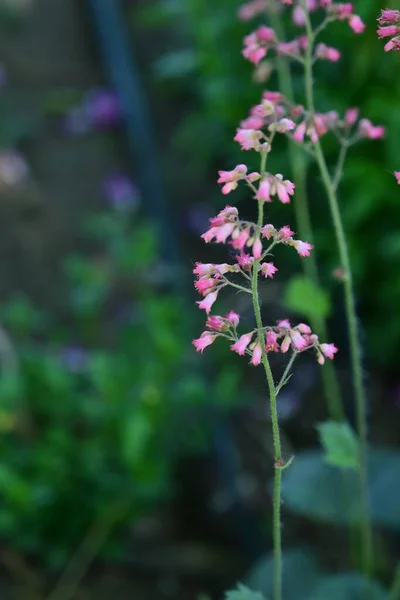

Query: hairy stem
left=252, top=145, right=283, bottom=598
left=267, top=5, right=343, bottom=422
left=302, top=2, right=373, bottom=579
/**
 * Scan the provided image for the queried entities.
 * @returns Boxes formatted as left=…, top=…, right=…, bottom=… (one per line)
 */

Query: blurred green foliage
left=135, top=0, right=400, bottom=369
left=0, top=201, right=243, bottom=569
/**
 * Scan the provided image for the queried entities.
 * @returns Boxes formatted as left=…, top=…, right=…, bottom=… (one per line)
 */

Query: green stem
left=252, top=212, right=282, bottom=600
left=302, top=2, right=373, bottom=579
left=275, top=351, right=297, bottom=395
left=267, top=6, right=344, bottom=422
left=252, top=152, right=283, bottom=600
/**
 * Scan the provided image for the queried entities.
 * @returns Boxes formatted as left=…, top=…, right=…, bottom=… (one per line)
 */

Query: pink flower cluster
left=237, top=90, right=385, bottom=146
left=395, top=171, right=400, bottom=185
left=377, top=9, right=400, bottom=52
left=239, top=0, right=365, bottom=64
left=193, top=316, right=338, bottom=366
left=199, top=204, right=312, bottom=262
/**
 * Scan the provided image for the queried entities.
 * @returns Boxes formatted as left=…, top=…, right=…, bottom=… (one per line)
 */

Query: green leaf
left=281, top=447, right=400, bottom=528
left=246, top=548, right=321, bottom=600
left=317, top=421, right=359, bottom=469
left=308, top=573, right=388, bottom=600
left=224, top=584, right=267, bottom=600
left=283, top=276, right=331, bottom=320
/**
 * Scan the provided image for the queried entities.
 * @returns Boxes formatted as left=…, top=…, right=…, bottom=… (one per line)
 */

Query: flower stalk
left=301, top=0, right=373, bottom=579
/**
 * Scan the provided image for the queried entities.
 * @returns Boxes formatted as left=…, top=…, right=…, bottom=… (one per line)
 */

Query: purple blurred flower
left=84, top=88, right=121, bottom=128
left=102, top=173, right=140, bottom=211
left=60, top=346, right=88, bottom=373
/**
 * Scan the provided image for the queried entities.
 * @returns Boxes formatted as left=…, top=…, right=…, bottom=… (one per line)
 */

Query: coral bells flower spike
left=193, top=332, right=216, bottom=353
left=231, top=332, right=253, bottom=356
left=395, top=172, right=400, bottom=185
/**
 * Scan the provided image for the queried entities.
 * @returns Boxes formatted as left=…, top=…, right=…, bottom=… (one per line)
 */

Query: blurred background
left=0, top=0, right=400, bottom=598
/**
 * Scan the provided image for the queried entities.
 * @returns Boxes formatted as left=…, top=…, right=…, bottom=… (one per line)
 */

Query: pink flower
left=274, top=175, right=295, bottom=203
left=377, top=25, right=400, bottom=38
left=278, top=225, right=295, bottom=239
left=290, top=330, right=308, bottom=351
left=395, top=171, right=400, bottom=185
left=378, top=9, right=400, bottom=25
left=206, top=315, right=226, bottom=331
left=281, top=335, right=291, bottom=353
left=315, top=43, right=341, bottom=62
left=252, top=238, right=263, bottom=259
left=293, top=5, right=306, bottom=27
left=217, top=164, right=247, bottom=194
left=193, top=332, right=216, bottom=353
left=236, top=251, right=254, bottom=270
left=197, top=291, right=218, bottom=314
left=193, top=263, right=214, bottom=277
left=320, top=343, right=338, bottom=360
left=260, top=262, right=278, bottom=278
left=266, top=330, right=279, bottom=352
left=345, top=107, right=359, bottom=126
left=234, top=128, right=263, bottom=151
left=358, top=118, right=385, bottom=139
left=240, top=115, right=265, bottom=129
left=238, top=0, right=267, bottom=21
left=349, top=15, right=366, bottom=34
left=251, top=341, right=262, bottom=366
left=231, top=227, right=251, bottom=250
left=257, top=26, right=275, bottom=42
left=261, top=223, right=276, bottom=239
left=231, top=332, right=253, bottom=355
left=293, top=240, right=313, bottom=257
left=256, top=177, right=271, bottom=202
left=194, top=278, right=216, bottom=295
left=277, top=319, right=291, bottom=329
left=272, top=118, right=296, bottom=133
left=293, top=121, right=307, bottom=143
left=215, top=222, right=236, bottom=243
left=209, top=205, right=238, bottom=226
left=226, top=311, right=240, bottom=326
left=384, top=37, right=400, bottom=51
left=297, top=323, right=312, bottom=335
